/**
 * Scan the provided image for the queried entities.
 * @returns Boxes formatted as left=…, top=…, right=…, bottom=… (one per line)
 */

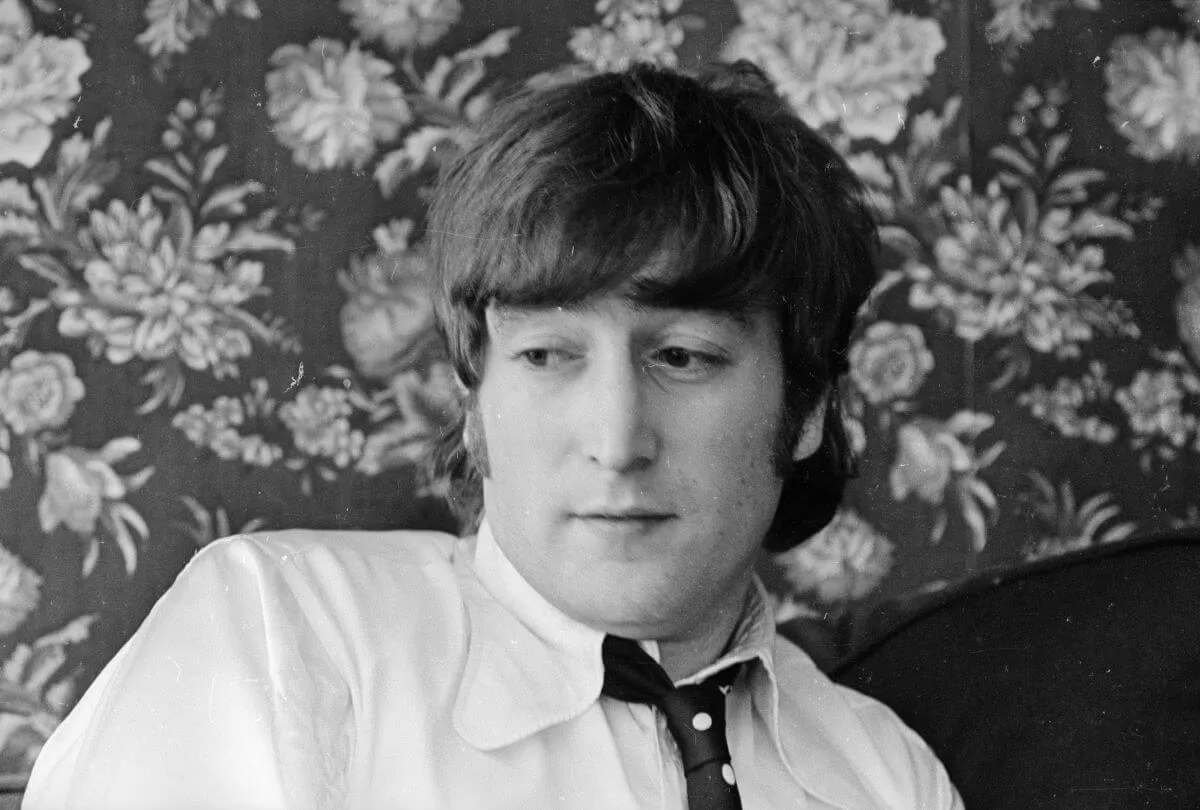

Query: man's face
left=475, top=292, right=795, bottom=641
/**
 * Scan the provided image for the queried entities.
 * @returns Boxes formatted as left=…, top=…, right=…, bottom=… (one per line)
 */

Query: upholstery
left=834, top=531, right=1200, bottom=809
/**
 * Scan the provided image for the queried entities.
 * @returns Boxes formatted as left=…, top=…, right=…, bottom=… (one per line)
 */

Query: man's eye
left=658, top=347, right=695, bottom=368
left=516, top=348, right=570, bottom=368
left=649, top=347, right=724, bottom=373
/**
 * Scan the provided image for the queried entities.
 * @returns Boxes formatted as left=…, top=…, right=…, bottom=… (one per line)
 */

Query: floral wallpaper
left=0, top=0, right=1198, bottom=783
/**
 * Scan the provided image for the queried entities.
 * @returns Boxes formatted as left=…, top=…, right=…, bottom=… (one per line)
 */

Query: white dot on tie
left=691, top=712, right=713, bottom=731
left=722, top=763, right=736, bottom=786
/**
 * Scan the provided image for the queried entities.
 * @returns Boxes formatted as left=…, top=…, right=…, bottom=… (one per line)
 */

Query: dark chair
left=834, top=530, right=1200, bottom=809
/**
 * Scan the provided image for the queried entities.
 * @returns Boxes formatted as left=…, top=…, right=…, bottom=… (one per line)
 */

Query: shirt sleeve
left=840, top=687, right=965, bottom=810
left=22, top=535, right=355, bottom=810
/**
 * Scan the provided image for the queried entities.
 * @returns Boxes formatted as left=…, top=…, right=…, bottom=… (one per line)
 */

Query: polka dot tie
left=601, top=636, right=743, bottom=809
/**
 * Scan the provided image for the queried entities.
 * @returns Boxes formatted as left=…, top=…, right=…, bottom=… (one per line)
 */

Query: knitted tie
left=601, top=635, right=743, bottom=809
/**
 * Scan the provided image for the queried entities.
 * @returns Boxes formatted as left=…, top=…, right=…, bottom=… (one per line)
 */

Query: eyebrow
left=487, top=301, right=757, bottom=335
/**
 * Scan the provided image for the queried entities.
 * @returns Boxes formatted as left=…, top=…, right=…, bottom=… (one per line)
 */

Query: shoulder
left=166, top=528, right=471, bottom=657
left=181, top=527, right=463, bottom=597
left=771, top=637, right=963, bottom=810
left=199, top=526, right=461, bottom=568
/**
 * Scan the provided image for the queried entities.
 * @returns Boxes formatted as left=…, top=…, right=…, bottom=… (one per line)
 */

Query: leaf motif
left=112, top=501, right=150, bottom=541
left=124, top=465, right=156, bottom=492
left=1079, top=502, right=1121, bottom=540
left=178, top=496, right=211, bottom=535
left=200, top=181, right=265, bottom=219
left=1099, top=522, right=1137, bottom=545
left=44, top=680, right=73, bottom=714
left=198, top=145, right=229, bottom=185
left=925, top=159, right=955, bottom=190
left=423, top=55, right=455, bottom=98
left=145, top=158, right=192, bottom=193
left=150, top=186, right=188, bottom=208
left=163, top=204, right=195, bottom=257
left=1046, top=168, right=1106, bottom=201
left=2, top=647, right=31, bottom=685
left=455, top=27, right=519, bottom=62
left=1070, top=210, right=1133, bottom=241
left=34, top=616, right=95, bottom=649
left=174, top=152, right=195, bottom=176
left=108, top=506, right=142, bottom=576
left=966, top=476, right=999, bottom=511
left=444, top=59, right=486, bottom=109
left=16, top=253, right=71, bottom=287
left=1043, top=132, right=1071, bottom=171
left=23, top=643, right=67, bottom=695
left=946, top=410, right=994, bottom=437
left=374, top=127, right=452, bottom=197
left=81, top=539, right=100, bottom=577
left=960, top=492, right=988, bottom=554
left=31, top=177, right=62, bottom=231
left=0, top=715, right=30, bottom=756
left=930, top=510, right=948, bottom=545
left=224, top=226, right=295, bottom=255
left=98, top=437, right=142, bottom=463
left=990, top=144, right=1038, bottom=179
left=877, top=226, right=922, bottom=257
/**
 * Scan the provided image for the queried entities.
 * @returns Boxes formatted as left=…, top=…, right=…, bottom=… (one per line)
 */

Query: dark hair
left=425, top=61, right=878, bottom=552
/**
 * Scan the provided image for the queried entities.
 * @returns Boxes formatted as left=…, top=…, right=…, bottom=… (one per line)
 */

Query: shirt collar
left=451, top=519, right=782, bottom=752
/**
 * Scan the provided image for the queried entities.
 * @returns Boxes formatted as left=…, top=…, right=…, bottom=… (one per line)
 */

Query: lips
left=573, top=509, right=676, bottom=520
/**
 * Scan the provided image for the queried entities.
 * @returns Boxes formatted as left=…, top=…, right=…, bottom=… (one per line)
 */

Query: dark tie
left=601, top=635, right=743, bottom=809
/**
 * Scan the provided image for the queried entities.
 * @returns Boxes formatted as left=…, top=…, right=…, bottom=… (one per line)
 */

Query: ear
left=791, top=392, right=828, bottom=462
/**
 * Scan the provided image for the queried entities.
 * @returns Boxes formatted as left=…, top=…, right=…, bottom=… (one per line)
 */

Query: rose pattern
left=0, top=543, right=40, bottom=635
left=52, top=196, right=268, bottom=377
left=904, top=171, right=1137, bottom=368
left=985, top=0, right=1098, bottom=65
left=723, top=0, right=945, bottom=144
left=890, top=418, right=962, bottom=505
left=1114, top=368, right=1197, bottom=452
left=0, top=350, right=85, bottom=435
left=776, top=510, right=895, bottom=604
left=569, top=0, right=692, bottom=72
left=278, top=386, right=365, bottom=470
left=1106, top=30, right=1200, bottom=164
left=0, top=0, right=90, bottom=167
left=339, top=0, right=462, bottom=51
left=265, top=39, right=410, bottom=172
left=38, top=445, right=129, bottom=536
left=848, top=321, right=934, bottom=405
left=137, top=0, right=261, bottom=60
left=339, top=220, right=438, bottom=380
left=0, top=176, right=38, bottom=240
left=1175, top=245, right=1200, bottom=365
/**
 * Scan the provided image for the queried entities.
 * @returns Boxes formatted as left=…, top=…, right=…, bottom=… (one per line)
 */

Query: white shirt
left=24, top=522, right=963, bottom=810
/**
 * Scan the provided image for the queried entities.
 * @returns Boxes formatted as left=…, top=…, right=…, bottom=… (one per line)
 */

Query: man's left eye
left=649, top=347, right=722, bottom=372
left=658, top=347, right=695, bottom=368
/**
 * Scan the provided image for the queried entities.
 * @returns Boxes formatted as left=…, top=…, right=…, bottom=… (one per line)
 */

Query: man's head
left=426, top=62, right=877, bottom=638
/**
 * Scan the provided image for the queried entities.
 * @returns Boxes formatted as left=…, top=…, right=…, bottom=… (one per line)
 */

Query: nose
left=577, top=353, right=658, bottom=474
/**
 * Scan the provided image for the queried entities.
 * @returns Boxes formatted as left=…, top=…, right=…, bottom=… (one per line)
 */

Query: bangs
left=482, top=183, right=784, bottom=314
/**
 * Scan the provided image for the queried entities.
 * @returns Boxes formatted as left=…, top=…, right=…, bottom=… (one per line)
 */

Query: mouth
left=573, top=508, right=676, bottom=520
left=571, top=511, right=678, bottom=531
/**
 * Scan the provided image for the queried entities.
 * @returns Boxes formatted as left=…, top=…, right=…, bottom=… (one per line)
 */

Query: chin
left=557, top=578, right=698, bottom=637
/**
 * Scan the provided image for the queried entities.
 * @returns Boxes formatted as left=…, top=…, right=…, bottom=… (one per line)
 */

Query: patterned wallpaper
left=0, top=0, right=1198, bottom=780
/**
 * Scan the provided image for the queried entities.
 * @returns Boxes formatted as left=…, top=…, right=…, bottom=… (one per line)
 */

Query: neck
left=655, top=579, right=752, bottom=682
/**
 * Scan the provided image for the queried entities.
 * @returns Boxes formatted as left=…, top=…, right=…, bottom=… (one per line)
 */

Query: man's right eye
left=515, top=348, right=569, bottom=368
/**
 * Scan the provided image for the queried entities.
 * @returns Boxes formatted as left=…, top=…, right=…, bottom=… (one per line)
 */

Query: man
left=24, top=62, right=963, bottom=809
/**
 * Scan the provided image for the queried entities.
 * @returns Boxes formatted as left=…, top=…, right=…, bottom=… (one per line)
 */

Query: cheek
left=684, top=401, right=784, bottom=506
left=478, top=390, right=562, bottom=479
